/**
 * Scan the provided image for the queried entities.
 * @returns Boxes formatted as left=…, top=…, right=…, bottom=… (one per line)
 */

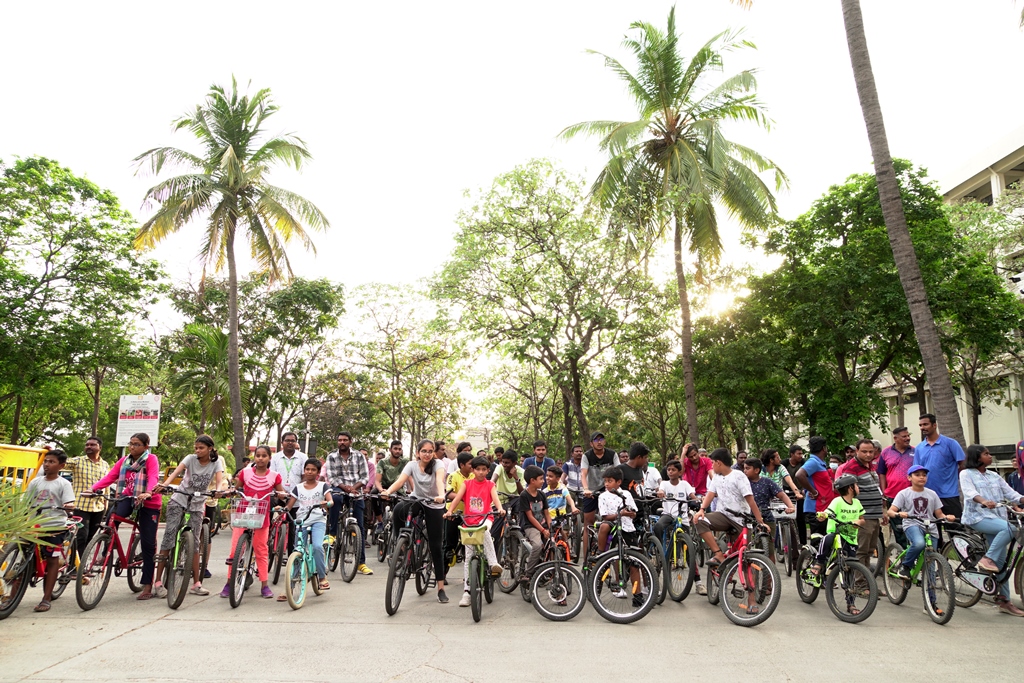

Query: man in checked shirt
left=321, top=431, right=372, bottom=575
left=65, top=436, right=109, bottom=569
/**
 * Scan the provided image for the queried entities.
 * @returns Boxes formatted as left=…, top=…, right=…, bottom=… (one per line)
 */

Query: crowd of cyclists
left=5, top=412, right=1024, bottom=628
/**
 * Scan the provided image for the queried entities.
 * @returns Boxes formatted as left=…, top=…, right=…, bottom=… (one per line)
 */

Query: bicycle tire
left=883, top=542, right=909, bottom=605
left=941, top=539, right=982, bottom=608
left=922, top=551, right=955, bottom=625
left=570, top=513, right=582, bottom=563
left=707, top=563, right=722, bottom=606
left=783, top=523, right=797, bottom=577
left=415, top=538, right=432, bottom=596
left=484, top=571, right=494, bottom=604
left=1015, top=556, right=1024, bottom=609
left=469, top=556, right=482, bottom=622
left=75, top=531, right=113, bottom=611
left=0, top=544, right=32, bottom=619
left=284, top=551, right=307, bottom=610
left=795, top=547, right=820, bottom=603
left=385, top=535, right=411, bottom=616
left=229, top=532, right=252, bottom=608
left=271, top=519, right=287, bottom=585
left=718, top=554, right=782, bottom=627
left=530, top=561, right=586, bottom=622
left=341, top=523, right=361, bottom=583
left=587, top=549, right=657, bottom=624
left=377, top=525, right=389, bottom=563
left=199, top=522, right=211, bottom=583
left=824, top=560, right=876, bottom=623
left=497, top=533, right=520, bottom=594
left=126, top=535, right=144, bottom=593
left=645, top=534, right=667, bottom=605
left=51, top=531, right=77, bottom=600
left=872, top=532, right=885, bottom=577
left=327, top=534, right=339, bottom=573
left=667, top=532, right=695, bottom=602
left=311, top=568, right=324, bottom=596
left=167, top=530, right=194, bottom=610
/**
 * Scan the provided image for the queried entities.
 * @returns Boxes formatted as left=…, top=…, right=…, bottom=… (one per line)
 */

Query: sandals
left=33, top=600, right=51, bottom=612
left=276, top=594, right=289, bottom=602
left=847, top=604, right=861, bottom=616
left=136, top=591, right=154, bottom=601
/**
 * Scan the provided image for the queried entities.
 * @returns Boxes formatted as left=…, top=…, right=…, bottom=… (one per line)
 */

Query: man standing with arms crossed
left=913, top=413, right=966, bottom=518
left=322, top=431, right=372, bottom=575
left=580, top=432, right=616, bottom=557
left=66, top=436, right=108, bottom=570
left=877, top=426, right=914, bottom=545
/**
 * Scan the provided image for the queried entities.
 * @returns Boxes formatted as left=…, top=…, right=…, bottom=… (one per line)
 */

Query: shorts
left=160, top=502, right=204, bottom=551
left=38, top=530, right=68, bottom=558
left=581, top=496, right=599, bottom=514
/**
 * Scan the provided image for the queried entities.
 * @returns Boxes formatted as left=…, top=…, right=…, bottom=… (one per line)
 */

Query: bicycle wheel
left=883, top=542, right=909, bottom=605
left=377, top=525, right=389, bottom=563
left=229, top=532, right=252, bottom=608
left=50, top=531, right=78, bottom=600
left=311, top=564, right=324, bottom=596
left=167, top=531, right=194, bottom=610
left=469, top=556, right=482, bottom=622
left=570, top=513, right=582, bottom=563
left=75, top=531, right=113, bottom=611
left=921, top=551, right=955, bottom=625
left=795, top=548, right=820, bottom=603
left=824, top=560, right=877, bottom=623
left=271, top=520, right=287, bottom=586
left=751, top=530, right=771, bottom=556
left=385, top=535, right=411, bottom=616
left=484, top=570, right=494, bottom=604
left=199, top=522, right=211, bottom=582
left=0, top=544, right=32, bottom=619
left=872, top=531, right=885, bottom=577
left=719, top=554, right=782, bottom=627
left=1015, top=556, right=1024, bottom=609
left=415, top=538, right=432, bottom=595
left=783, top=523, right=798, bottom=577
left=284, top=551, right=307, bottom=610
left=530, top=561, right=586, bottom=622
left=667, top=532, right=695, bottom=602
left=327, top=534, right=339, bottom=573
left=126, top=535, right=144, bottom=593
left=941, top=540, right=982, bottom=608
left=645, top=535, right=667, bottom=605
left=341, top=523, right=361, bottom=583
left=587, top=549, right=657, bottom=624
left=497, top=533, right=520, bottom=594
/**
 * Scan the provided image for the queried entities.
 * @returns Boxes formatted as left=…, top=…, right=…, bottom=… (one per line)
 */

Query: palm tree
left=561, top=7, right=786, bottom=445
left=135, top=78, right=329, bottom=464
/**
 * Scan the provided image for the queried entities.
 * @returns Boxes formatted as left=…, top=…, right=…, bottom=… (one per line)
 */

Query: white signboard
left=115, top=394, right=162, bottom=447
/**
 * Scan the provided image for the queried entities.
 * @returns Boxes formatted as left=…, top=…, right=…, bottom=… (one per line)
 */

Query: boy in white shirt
left=654, top=459, right=696, bottom=541
left=692, top=448, right=767, bottom=566
left=597, top=466, right=639, bottom=552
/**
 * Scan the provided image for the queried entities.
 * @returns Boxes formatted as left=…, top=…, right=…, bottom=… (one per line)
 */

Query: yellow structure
left=0, top=444, right=47, bottom=491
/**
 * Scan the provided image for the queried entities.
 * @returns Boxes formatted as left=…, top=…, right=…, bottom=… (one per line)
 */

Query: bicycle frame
left=950, top=506, right=1024, bottom=594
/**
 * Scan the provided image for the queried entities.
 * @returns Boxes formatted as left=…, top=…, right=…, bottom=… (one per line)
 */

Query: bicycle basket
left=459, top=524, right=488, bottom=545
left=230, top=498, right=269, bottom=529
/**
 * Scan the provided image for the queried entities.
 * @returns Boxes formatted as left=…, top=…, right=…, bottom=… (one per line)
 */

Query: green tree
left=134, top=78, right=329, bottom=464
left=560, top=7, right=785, bottom=446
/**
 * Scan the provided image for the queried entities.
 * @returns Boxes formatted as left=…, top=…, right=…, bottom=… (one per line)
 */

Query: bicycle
left=449, top=512, right=498, bottom=622
left=325, top=491, right=364, bottom=583
left=372, top=493, right=398, bottom=564
left=529, top=512, right=587, bottom=621
left=494, top=491, right=528, bottom=595
left=284, top=503, right=329, bottom=610
left=74, top=493, right=146, bottom=610
left=703, top=508, right=783, bottom=627
left=633, top=494, right=670, bottom=605
left=225, top=491, right=277, bottom=608
left=383, top=494, right=436, bottom=615
left=795, top=510, right=878, bottom=623
left=770, top=501, right=799, bottom=577
left=586, top=491, right=658, bottom=624
left=267, top=503, right=293, bottom=586
left=941, top=502, right=1024, bottom=609
left=881, top=515, right=955, bottom=624
left=0, top=508, right=81, bottom=619
left=156, top=485, right=216, bottom=610
left=656, top=493, right=698, bottom=602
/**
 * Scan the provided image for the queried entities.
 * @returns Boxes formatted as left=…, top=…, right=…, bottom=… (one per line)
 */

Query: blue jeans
left=902, top=525, right=934, bottom=570
left=299, top=520, right=327, bottom=579
left=328, top=492, right=366, bottom=565
left=970, top=517, right=1013, bottom=598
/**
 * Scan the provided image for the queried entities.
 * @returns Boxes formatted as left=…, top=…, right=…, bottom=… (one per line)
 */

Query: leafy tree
left=134, top=78, right=329, bottom=464
left=480, top=362, right=564, bottom=454
left=561, top=7, right=785, bottom=445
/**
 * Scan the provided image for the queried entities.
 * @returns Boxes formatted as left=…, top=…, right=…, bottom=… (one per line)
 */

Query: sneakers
left=611, top=587, right=628, bottom=599
left=978, top=557, right=1000, bottom=573
left=203, top=569, right=212, bottom=579
left=219, top=584, right=230, bottom=598
left=261, top=587, right=274, bottom=599
left=459, top=591, right=472, bottom=607
left=437, top=589, right=449, bottom=604
left=996, top=598, right=1024, bottom=617
left=695, top=582, right=707, bottom=596
left=489, top=564, right=503, bottom=576
left=153, top=584, right=168, bottom=599
left=356, top=564, right=374, bottom=575
left=189, top=584, right=210, bottom=596
left=895, top=565, right=912, bottom=581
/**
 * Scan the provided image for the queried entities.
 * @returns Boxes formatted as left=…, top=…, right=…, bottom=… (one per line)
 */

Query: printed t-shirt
left=598, top=489, right=638, bottom=532
left=462, top=478, right=495, bottom=526
left=291, top=482, right=329, bottom=525
left=519, top=489, right=548, bottom=530
left=171, top=455, right=225, bottom=511
left=543, top=484, right=570, bottom=519
left=748, top=477, right=782, bottom=522
left=27, top=476, right=75, bottom=524
left=447, top=469, right=470, bottom=513
left=377, top=457, right=407, bottom=489
left=825, top=496, right=864, bottom=545
left=707, top=469, right=753, bottom=525
left=659, top=479, right=694, bottom=522
left=891, top=487, right=942, bottom=534
left=237, top=467, right=282, bottom=528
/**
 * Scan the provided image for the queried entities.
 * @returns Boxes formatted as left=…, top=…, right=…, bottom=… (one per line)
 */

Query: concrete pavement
left=1, top=532, right=1020, bottom=683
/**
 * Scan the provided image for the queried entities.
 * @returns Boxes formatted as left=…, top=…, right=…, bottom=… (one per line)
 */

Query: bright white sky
left=4, top=0, right=1024, bottom=298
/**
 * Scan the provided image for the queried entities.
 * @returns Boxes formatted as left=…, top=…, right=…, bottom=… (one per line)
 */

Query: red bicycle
left=0, top=509, right=81, bottom=619
left=75, top=493, right=146, bottom=610
left=703, top=508, right=782, bottom=627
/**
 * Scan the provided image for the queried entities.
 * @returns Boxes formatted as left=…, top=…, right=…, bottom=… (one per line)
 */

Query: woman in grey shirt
left=382, top=440, right=449, bottom=603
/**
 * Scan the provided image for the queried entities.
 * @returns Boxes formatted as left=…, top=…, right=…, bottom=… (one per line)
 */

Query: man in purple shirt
left=877, top=426, right=915, bottom=501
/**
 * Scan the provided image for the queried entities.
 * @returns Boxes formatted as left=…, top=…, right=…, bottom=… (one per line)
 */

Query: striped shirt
left=65, top=455, right=109, bottom=512
left=836, top=458, right=884, bottom=519
left=321, top=450, right=368, bottom=489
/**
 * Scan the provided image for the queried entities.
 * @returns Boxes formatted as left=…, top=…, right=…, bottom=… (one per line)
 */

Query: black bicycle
left=529, top=512, right=587, bottom=621
left=383, top=494, right=436, bottom=615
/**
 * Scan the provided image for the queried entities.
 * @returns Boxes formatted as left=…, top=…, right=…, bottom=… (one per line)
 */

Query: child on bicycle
left=445, top=456, right=505, bottom=607
left=742, top=458, right=795, bottom=563
left=153, top=435, right=225, bottom=598
left=597, top=466, right=639, bottom=552
left=520, top=465, right=552, bottom=584
left=281, top=458, right=334, bottom=600
left=885, top=464, right=955, bottom=581
left=653, top=459, right=696, bottom=541
left=544, top=465, right=578, bottom=544
left=811, top=473, right=863, bottom=576
left=220, top=445, right=287, bottom=600
left=25, top=449, right=76, bottom=612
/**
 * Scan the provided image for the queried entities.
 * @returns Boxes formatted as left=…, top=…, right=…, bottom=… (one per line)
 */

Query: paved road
left=1, top=532, right=1020, bottom=683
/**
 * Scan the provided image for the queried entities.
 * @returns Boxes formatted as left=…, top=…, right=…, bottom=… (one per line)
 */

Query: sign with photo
left=115, top=394, right=162, bottom=447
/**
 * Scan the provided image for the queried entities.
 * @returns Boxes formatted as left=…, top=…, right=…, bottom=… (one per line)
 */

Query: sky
left=4, top=0, right=1024, bottom=300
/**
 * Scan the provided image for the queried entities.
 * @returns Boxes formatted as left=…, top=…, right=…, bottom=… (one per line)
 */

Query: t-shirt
left=682, top=456, right=714, bottom=495
left=522, top=456, right=556, bottom=473
left=581, top=449, right=616, bottom=492
left=447, top=470, right=470, bottom=513
left=377, top=457, right=407, bottom=489
left=764, top=465, right=790, bottom=491
left=876, top=445, right=915, bottom=498
left=402, top=461, right=444, bottom=509
left=462, top=478, right=495, bottom=526
left=237, top=468, right=282, bottom=529
left=707, top=469, right=753, bottom=525
left=291, top=481, right=329, bottom=525
left=891, top=487, right=942, bottom=534
left=543, top=484, right=570, bottom=519
left=492, top=465, right=525, bottom=497
left=27, top=476, right=75, bottom=524
left=836, top=458, right=884, bottom=519
left=914, top=435, right=966, bottom=499
left=598, top=488, right=637, bottom=532
left=172, top=455, right=225, bottom=511
left=748, top=477, right=782, bottom=522
left=659, top=479, right=695, bottom=522
left=562, top=460, right=582, bottom=490
left=270, top=451, right=306, bottom=492
left=645, top=466, right=662, bottom=492
left=519, top=489, right=549, bottom=530
left=618, top=463, right=647, bottom=497
left=825, top=496, right=864, bottom=545
left=801, top=454, right=835, bottom=514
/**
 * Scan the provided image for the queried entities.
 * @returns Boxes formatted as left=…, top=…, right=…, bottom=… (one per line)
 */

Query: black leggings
left=393, top=501, right=447, bottom=585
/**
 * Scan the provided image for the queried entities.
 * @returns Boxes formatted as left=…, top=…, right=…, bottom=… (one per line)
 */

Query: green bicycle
left=285, top=503, right=329, bottom=610
left=796, top=511, right=878, bottom=623
left=882, top=515, right=956, bottom=624
left=158, top=486, right=215, bottom=610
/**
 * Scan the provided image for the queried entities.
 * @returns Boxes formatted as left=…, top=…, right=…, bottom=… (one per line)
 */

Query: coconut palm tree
left=561, top=7, right=786, bottom=445
left=135, top=78, right=329, bottom=464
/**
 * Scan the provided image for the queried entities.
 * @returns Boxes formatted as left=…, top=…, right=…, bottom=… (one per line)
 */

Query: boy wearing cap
left=885, top=465, right=955, bottom=580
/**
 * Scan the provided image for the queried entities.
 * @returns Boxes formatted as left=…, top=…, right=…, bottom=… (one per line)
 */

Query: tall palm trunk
left=674, top=213, right=700, bottom=445
left=841, top=0, right=966, bottom=448
left=224, top=222, right=247, bottom=468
